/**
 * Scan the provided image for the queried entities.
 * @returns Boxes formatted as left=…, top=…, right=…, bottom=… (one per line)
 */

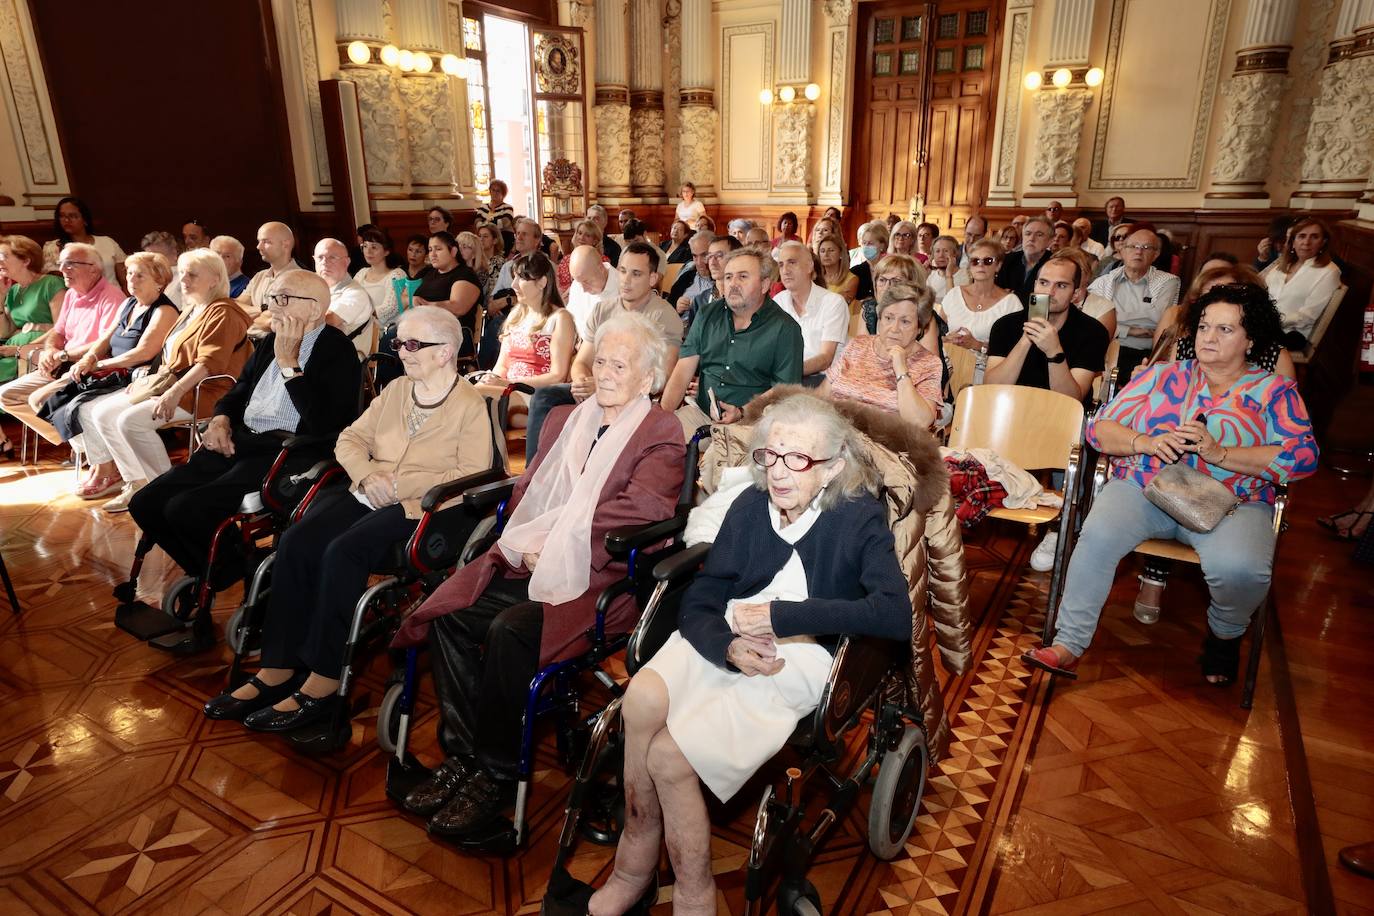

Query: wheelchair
left=542, top=543, right=930, bottom=916
left=380, top=425, right=714, bottom=853
left=112, top=432, right=341, bottom=656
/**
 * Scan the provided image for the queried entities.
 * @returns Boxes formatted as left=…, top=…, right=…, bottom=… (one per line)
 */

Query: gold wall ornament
left=534, top=33, right=581, bottom=96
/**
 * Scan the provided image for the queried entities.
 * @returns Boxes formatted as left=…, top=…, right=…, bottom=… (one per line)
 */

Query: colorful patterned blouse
left=503, top=321, right=554, bottom=380
left=1086, top=360, right=1318, bottom=505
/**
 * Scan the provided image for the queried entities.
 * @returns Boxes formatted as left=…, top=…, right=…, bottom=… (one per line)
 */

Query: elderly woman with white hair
left=576, top=394, right=912, bottom=915
left=390, top=310, right=687, bottom=838
left=205, top=306, right=494, bottom=732
left=86, top=248, right=252, bottom=511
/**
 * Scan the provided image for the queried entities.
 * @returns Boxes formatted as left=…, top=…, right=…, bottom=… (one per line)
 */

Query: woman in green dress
left=0, top=234, right=66, bottom=453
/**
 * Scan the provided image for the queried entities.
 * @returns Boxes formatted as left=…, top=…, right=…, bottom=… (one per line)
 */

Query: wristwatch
left=280, top=366, right=304, bottom=380
left=1046, top=351, right=1067, bottom=364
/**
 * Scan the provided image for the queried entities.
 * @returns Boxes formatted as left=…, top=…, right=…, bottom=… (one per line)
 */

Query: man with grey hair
left=314, top=238, right=376, bottom=358
left=660, top=246, right=802, bottom=429
left=996, top=216, right=1053, bottom=304
left=239, top=221, right=299, bottom=336
left=1087, top=225, right=1178, bottom=377
left=585, top=204, right=622, bottom=266
left=727, top=218, right=754, bottom=244
left=668, top=231, right=715, bottom=311
left=211, top=235, right=250, bottom=298
left=959, top=214, right=988, bottom=268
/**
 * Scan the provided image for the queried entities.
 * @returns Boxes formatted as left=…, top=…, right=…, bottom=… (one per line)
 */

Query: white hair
left=747, top=394, right=881, bottom=511
left=593, top=310, right=669, bottom=393
left=398, top=304, right=465, bottom=360
left=178, top=248, right=231, bottom=301
left=210, top=235, right=244, bottom=260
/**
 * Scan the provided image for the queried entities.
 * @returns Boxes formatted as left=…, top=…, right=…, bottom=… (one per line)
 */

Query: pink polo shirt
left=52, top=277, right=124, bottom=349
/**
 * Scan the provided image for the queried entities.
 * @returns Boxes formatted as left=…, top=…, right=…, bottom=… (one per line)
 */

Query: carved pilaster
left=0, top=0, right=71, bottom=212
left=679, top=104, right=717, bottom=197
left=594, top=100, right=632, bottom=198
left=987, top=0, right=1034, bottom=206
left=351, top=67, right=412, bottom=196
left=629, top=104, right=666, bottom=197
left=771, top=103, right=815, bottom=192
left=1292, top=0, right=1372, bottom=207
left=397, top=73, right=459, bottom=196
left=1026, top=88, right=1093, bottom=202
left=1207, top=71, right=1285, bottom=201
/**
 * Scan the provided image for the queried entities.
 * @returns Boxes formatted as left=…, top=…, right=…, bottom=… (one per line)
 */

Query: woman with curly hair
left=1024, top=282, right=1318, bottom=687
left=1149, top=262, right=1295, bottom=378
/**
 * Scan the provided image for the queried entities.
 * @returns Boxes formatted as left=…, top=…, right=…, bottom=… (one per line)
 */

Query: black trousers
left=1116, top=344, right=1150, bottom=379
left=524, top=384, right=575, bottom=461
left=259, top=487, right=418, bottom=677
left=127, top=428, right=287, bottom=586
left=429, top=576, right=544, bottom=780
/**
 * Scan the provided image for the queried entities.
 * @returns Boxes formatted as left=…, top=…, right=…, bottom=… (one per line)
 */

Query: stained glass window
left=963, top=45, right=984, bottom=70
left=875, top=18, right=894, bottom=43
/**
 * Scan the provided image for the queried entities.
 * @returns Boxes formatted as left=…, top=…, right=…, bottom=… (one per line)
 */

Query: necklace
left=406, top=373, right=459, bottom=436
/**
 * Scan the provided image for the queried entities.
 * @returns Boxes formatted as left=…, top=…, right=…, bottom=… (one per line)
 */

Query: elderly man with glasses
left=315, top=238, right=376, bottom=359
left=1088, top=223, right=1180, bottom=377
left=995, top=216, right=1054, bottom=305
left=126, top=269, right=360, bottom=642
left=0, top=243, right=125, bottom=449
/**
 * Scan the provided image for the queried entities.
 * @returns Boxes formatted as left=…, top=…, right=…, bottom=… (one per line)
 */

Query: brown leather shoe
left=402, top=757, right=477, bottom=816
left=1339, top=841, right=1374, bottom=878
left=428, top=768, right=513, bottom=836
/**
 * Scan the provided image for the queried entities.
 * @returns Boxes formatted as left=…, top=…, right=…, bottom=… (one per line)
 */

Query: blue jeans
left=1053, top=479, right=1275, bottom=656
left=525, top=384, right=575, bottom=460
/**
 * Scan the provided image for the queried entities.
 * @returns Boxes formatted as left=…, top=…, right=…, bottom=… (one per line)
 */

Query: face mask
left=862, top=245, right=879, bottom=260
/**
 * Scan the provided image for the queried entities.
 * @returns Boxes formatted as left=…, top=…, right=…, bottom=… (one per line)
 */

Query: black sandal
left=1199, top=631, right=1242, bottom=686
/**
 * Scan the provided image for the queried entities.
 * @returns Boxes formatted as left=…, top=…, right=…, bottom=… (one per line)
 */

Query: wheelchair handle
left=289, top=459, right=339, bottom=486
left=419, top=467, right=512, bottom=514
left=652, top=541, right=711, bottom=582
left=605, top=509, right=689, bottom=557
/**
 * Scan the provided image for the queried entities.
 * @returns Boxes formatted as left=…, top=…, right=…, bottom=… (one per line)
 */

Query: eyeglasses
left=892, top=231, right=913, bottom=239
left=1124, top=243, right=1158, bottom=252
left=752, top=448, right=834, bottom=472
left=390, top=338, right=444, bottom=353
left=1110, top=235, right=1128, bottom=244
left=969, top=256, right=998, bottom=266
left=58, top=261, right=96, bottom=271
left=267, top=293, right=318, bottom=309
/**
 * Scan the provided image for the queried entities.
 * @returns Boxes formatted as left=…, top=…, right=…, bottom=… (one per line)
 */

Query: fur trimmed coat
left=699, top=386, right=972, bottom=760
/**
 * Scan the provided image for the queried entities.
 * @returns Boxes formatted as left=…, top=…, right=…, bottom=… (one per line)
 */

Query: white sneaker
left=102, top=480, right=145, bottom=513
left=1029, top=531, right=1058, bottom=572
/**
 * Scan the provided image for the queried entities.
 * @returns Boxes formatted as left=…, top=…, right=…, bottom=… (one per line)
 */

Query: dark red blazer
left=392, top=404, right=686, bottom=665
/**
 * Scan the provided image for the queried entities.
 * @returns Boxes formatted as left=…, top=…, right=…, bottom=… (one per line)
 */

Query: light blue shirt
left=242, top=324, right=326, bottom=434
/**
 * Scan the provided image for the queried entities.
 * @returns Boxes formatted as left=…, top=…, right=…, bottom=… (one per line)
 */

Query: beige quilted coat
left=697, top=386, right=973, bottom=761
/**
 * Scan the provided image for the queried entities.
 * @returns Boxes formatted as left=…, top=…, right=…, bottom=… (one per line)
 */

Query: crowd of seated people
left=0, top=191, right=1346, bottom=897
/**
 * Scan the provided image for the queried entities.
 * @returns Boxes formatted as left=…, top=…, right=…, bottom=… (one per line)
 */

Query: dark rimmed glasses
left=968, top=256, right=998, bottom=266
left=752, top=448, right=834, bottom=472
left=267, top=292, right=318, bottom=309
left=390, top=338, right=443, bottom=353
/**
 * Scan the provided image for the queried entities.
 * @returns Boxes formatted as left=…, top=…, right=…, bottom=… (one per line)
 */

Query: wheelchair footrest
left=114, top=601, right=184, bottom=640
left=436, top=816, right=519, bottom=855
left=384, top=753, right=433, bottom=805
left=283, top=716, right=353, bottom=755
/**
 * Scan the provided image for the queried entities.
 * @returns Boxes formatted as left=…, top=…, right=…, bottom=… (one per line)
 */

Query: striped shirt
left=243, top=325, right=326, bottom=435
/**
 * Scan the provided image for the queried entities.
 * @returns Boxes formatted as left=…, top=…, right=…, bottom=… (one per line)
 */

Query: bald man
left=239, top=221, right=299, bottom=336
left=564, top=244, right=620, bottom=340
left=314, top=238, right=375, bottom=358
left=128, top=269, right=361, bottom=647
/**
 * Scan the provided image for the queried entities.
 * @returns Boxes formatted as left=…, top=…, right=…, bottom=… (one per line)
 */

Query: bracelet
left=1130, top=433, right=1143, bottom=454
left=1214, top=447, right=1229, bottom=466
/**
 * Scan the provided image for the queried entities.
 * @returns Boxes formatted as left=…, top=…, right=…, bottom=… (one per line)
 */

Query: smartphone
left=1028, top=293, right=1051, bottom=321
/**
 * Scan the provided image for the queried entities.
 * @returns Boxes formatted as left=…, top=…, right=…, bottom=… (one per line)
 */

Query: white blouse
left=1266, top=260, right=1341, bottom=339
left=353, top=266, right=405, bottom=329
left=940, top=286, right=1022, bottom=343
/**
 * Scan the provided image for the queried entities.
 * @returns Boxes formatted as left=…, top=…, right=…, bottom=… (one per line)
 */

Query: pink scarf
left=497, top=394, right=653, bottom=603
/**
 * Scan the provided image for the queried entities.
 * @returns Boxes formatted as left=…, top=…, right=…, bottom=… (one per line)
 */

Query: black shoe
left=428, top=768, right=514, bottom=836
left=1199, top=630, right=1242, bottom=686
left=203, top=674, right=301, bottom=721
left=402, top=756, right=478, bottom=816
left=242, top=691, right=343, bottom=733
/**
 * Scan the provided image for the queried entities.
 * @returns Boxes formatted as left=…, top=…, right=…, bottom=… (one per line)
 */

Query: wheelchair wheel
left=777, top=880, right=822, bottom=916
left=161, top=576, right=200, bottom=621
left=224, top=604, right=255, bottom=656
left=376, top=679, right=404, bottom=754
left=867, top=725, right=928, bottom=860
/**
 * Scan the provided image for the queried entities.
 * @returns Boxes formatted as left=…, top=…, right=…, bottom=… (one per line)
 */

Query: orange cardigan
left=164, top=298, right=253, bottom=415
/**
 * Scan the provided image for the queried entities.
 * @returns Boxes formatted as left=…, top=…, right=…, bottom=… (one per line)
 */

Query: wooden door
left=852, top=1, right=998, bottom=234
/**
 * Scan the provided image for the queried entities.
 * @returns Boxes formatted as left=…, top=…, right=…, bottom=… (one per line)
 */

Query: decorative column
left=0, top=0, right=73, bottom=216
left=1205, top=0, right=1300, bottom=207
left=593, top=0, right=632, bottom=201
left=1292, top=0, right=1374, bottom=209
left=336, top=0, right=411, bottom=199
left=770, top=0, right=815, bottom=199
left=986, top=0, right=1035, bottom=207
left=395, top=0, right=460, bottom=199
left=1023, top=0, right=1095, bottom=205
left=443, top=0, right=478, bottom=203
left=678, top=0, right=716, bottom=199
left=818, top=0, right=854, bottom=205
left=628, top=0, right=666, bottom=200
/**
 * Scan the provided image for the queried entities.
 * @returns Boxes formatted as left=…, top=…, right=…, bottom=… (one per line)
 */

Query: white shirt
left=328, top=276, right=376, bottom=358
left=565, top=265, right=621, bottom=341
left=1079, top=238, right=1107, bottom=260
left=774, top=283, right=849, bottom=369
left=353, top=266, right=405, bottom=329
left=928, top=271, right=957, bottom=302
left=1266, top=259, right=1341, bottom=338
left=940, top=286, right=1022, bottom=345
left=675, top=199, right=706, bottom=226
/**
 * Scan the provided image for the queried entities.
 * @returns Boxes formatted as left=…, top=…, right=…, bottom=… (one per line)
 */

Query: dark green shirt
left=680, top=297, right=803, bottom=413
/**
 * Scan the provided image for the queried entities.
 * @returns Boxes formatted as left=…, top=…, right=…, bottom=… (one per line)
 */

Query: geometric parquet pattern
left=1, top=440, right=1370, bottom=914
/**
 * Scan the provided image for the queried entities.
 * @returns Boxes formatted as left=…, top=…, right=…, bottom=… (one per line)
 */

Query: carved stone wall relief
left=1299, top=54, right=1374, bottom=184
left=772, top=103, right=815, bottom=190
left=1210, top=71, right=1285, bottom=186
left=397, top=74, right=458, bottom=192
left=1031, top=89, right=1093, bottom=186
left=629, top=106, right=665, bottom=192
left=350, top=67, right=412, bottom=192
left=0, top=0, right=58, bottom=190
left=679, top=104, right=717, bottom=190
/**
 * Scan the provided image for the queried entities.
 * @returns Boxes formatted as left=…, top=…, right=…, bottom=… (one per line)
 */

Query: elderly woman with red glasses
left=203, top=305, right=494, bottom=737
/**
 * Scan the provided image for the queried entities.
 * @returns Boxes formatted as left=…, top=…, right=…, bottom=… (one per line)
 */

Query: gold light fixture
left=346, top=41, right=371, bottom=65
left=398, top=49, right=415, bottom=72
left=759, top=88, right=773, bottom=105
left=1085, top=67, right=1104, bottom=87
left=440, top=53, right=462, bottom=76
left=1052, top=67, right=1072, bottom=88
left=380, top=44, right=400, bottom=67
left=804, top=82, right=821, bottom=101
left=778, top=85, right=796, bottom=103
left=413, top=52, right=434, bottom=73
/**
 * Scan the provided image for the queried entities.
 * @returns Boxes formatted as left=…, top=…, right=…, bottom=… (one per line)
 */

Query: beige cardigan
left=335, top=375, right=494, bottom=519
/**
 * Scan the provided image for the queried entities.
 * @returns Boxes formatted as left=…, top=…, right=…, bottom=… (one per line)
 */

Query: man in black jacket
left=129, top=270, right=361, bottom=593
left=995, top=216, right=1053, bottom=304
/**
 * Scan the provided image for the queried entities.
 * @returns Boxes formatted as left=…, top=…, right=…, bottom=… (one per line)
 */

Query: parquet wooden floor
left=0, top=429, right=1370, bottom=915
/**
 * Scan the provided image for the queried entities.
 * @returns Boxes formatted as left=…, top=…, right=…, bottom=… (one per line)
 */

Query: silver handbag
left=1144, top=462, right=1241, bottom=533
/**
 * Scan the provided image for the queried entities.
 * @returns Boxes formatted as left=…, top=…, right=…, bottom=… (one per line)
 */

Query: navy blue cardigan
left=678, top=487, right=913, bottom=668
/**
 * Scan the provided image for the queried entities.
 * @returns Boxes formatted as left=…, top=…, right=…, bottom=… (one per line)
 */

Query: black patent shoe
left=203, top=674, right=302, bottom=721
left=1200, top=630, right=1242, bottom=686
left=242, top=691, right=343, bottom=733
left=402, top=757, right=478, bottom=816
left=428, top=768, right=514, bottom=836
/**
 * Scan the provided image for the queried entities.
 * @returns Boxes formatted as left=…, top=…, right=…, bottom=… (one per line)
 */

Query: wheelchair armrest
left=291, top=459, right=341, bottom=485
left=461, top=476, right=519, bottom=512
left=605, top=509, right=689, bottom=557
left=653, top=542, right=711, bottom=583
left=420, top=467, right=512, bottom=514
left=282, top=434, right=336, bottom=452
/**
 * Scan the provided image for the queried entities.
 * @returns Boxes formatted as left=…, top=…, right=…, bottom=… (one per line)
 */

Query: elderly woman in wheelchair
left=1023, top=283, right=1318, bottom=686
left=389, top=310, right=686, bottom=838
left=203, top=305, right=493, bottom=731
left=578, top=394, right=913, bottom=916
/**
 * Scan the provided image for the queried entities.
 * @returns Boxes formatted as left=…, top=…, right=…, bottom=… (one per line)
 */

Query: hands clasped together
left=727, top=601, right=786, bottom=676
left=1139, top=417, right=1226, bottom=466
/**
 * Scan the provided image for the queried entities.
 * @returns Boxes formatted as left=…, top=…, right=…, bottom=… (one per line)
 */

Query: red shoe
left=1021, top=645, right=1080, bottom=679
left=78, top=474, right=124, bottom=500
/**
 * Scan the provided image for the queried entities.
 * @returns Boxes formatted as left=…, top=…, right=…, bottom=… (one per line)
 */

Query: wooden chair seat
left=986, top=503, right=1062, bottom=526
left=1134, top=538, right=1199, bottom=564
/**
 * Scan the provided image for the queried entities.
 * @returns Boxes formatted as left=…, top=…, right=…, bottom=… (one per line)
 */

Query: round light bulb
left=398, top=49, right=415, bottom=72
left=380, top=44, right=400, bottom=67
left=1052, top=67, right=1072, bottom=88
left=779, top=85, right=796, bottom=103
left=1023, top=70, right=1042, bottom=91
left=440, top=53, right=462, bottom=76
left=1085, top=66, right=1104, bottom=87
left=804, top=82, right=821, bottom=101
left=414, top=52, right=433, bottom=73
left=346, top=41, right=370, bottom=65
left=759, top=88, right=773, bottom=105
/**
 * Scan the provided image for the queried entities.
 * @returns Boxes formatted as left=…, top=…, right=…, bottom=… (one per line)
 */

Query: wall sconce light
left=760, top=83, right=821, bottom=105
left=1023, top=71, right=1042, bottom=90
left=413, top=52, right=434, bottom=73
left=1025, top=65, right=1103, bottom=91
left=440, top=53, right=463, bottom=76
left=397, top=49, right=416, bottom=72
left=778, top=85, right=796, bottom=103
left=1051, top=67, right=1072, bottom=88
left=380, top=44, right=400, bottom=67
left=804, top=83, right=821, bottom=101
left=346, top=40, right=371, bottom=65
left=759, top=88, right=774, bottom=105
left=1085, top=67, right=1104, bottom=87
